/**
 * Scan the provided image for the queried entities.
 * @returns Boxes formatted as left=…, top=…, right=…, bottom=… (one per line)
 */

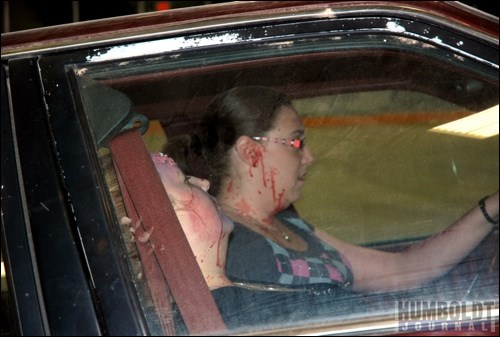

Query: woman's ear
left=235, top=135, right=263, bottom=167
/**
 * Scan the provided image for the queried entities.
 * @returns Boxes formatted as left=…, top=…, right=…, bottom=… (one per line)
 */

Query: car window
left=295, top=88, right=497, bottom=244
left=67, top=16, right=498, bottom=336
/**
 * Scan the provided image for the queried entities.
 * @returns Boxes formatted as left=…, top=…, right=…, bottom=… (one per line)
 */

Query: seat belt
left=109, top=128, right=227, bottom=335
left=115, top=166, right=176, bottom=336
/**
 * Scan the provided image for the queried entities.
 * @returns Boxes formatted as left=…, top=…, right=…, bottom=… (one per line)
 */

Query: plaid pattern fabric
left=227, top=211, right=353, bottom=289
left=271, top=212, right=353, bottom=288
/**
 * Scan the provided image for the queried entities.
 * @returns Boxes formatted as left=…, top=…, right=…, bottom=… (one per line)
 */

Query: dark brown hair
left=197, top=86, right=292, bottom=196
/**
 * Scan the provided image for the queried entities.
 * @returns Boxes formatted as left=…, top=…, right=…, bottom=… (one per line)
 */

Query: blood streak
left=258, top=150, right=267, bottom=188
left=251, top=145, right=286, bottom=209
left=269, top=168, right=278, bottom=202
left=274, top=190, right=285, bottom=212
left=249, top=147, right=266, bottom=187
left=268, top=167, right=285, bottom=210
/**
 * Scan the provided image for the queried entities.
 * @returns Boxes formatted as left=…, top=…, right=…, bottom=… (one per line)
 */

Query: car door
left=2, top=1, right=498, bottom=336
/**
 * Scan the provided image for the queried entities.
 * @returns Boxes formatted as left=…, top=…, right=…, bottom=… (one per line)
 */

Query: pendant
left=282, top=232, right=291, bottom=242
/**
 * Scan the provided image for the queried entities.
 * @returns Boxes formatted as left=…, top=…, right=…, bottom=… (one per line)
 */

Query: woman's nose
left=301, top=145, right=315, bottom=166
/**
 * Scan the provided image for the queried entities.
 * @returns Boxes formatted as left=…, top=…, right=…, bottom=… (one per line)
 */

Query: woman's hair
left=197, top=86, right=292, bottom=197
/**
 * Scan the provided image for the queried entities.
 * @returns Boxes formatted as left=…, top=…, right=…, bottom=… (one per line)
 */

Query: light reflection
left=429, top=105, right=499, bottom=139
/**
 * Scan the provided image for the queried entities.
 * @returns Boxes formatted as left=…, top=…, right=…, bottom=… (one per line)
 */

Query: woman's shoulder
left=229, top=221, right=268, bottom=248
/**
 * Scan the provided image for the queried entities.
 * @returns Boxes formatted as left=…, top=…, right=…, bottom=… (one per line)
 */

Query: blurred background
left=1, top=1, right=225, bottom=33
left=1, top=0, right=498, bottom=34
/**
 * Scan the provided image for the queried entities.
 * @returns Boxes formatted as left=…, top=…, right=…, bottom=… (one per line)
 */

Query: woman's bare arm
left=315, top=192, right=498, bottom=293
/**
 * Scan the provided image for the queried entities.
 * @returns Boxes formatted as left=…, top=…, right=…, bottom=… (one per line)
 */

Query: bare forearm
left=394, top=192, right=498, bottom=289
left=321, top=193, right=498, bottom=293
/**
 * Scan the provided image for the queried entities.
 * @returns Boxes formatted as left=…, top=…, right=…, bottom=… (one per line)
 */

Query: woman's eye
left=291, top=138, right=305, bottom=150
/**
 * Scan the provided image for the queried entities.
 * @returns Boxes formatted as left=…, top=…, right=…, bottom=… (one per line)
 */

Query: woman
left=151, top=152, right=233, bottom=290
left=190, top=85, right=499, bottom=294
left=151, top=152, right=326, bottom=331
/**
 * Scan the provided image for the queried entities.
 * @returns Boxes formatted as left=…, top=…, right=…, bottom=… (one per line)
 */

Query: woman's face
left=252, top=106, right=315, bottom=212
left=152, top=153, right=191, bottom=201
left=152, top=153, right=233, bottom=236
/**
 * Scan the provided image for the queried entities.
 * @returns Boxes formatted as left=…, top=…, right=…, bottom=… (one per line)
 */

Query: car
left=1, top=1, right=498, bottom=335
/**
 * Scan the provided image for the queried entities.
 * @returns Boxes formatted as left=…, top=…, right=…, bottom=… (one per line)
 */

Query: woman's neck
left=219, top=200, right=270, bottom=226
left=220, top=199, right=308, bottom=251
left=218, top=177, right=283, bottom=227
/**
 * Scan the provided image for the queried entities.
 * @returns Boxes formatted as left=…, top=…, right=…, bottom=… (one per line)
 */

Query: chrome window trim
left=2, top=3, right=497, bottom=60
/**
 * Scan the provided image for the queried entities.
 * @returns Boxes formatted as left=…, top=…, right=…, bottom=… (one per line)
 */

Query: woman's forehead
left=151, top=153, right=186, bottom=187
left=272, top=106, right=304, bottom=134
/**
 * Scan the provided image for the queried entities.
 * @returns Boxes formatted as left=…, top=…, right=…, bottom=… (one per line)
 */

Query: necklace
left=220, top=204, right=296, bottom=244
left=255, top=219, right=294, bottom=243
left=280, top=230, right=292, bottom=242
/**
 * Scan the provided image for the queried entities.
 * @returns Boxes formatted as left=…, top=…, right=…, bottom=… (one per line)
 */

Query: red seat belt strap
left=109, top=129, right=226, bottom=335
left=116, top=165, right=176, bottom=335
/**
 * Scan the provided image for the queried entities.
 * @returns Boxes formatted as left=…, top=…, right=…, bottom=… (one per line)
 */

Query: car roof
left=2, top=1, right=498, bottom=59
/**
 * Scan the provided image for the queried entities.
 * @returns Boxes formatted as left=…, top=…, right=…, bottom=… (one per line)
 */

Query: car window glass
left=73, top=26, right=498, bottom=335
left=294, top=90, right=498, bottom=244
